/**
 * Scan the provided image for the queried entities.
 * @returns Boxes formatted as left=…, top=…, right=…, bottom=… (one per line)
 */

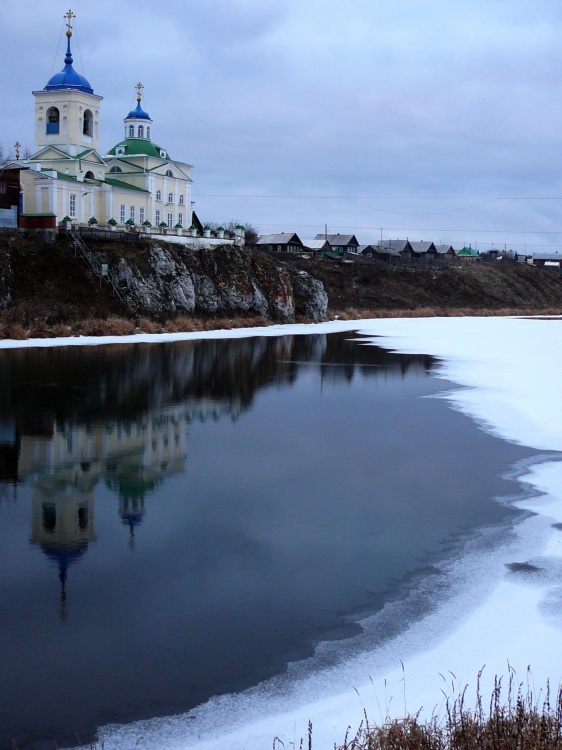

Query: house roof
left=302, top=239, right=329, bottom=250
left=435, top=244, right=455, bottom=255
left=361, top=244, right=401, bottom=257
left=410, top=241, right=436, bottom=253
left=314, top=233, right=359, bottom=246
left=257, top=233, right=303, bottom=245
left=381, top=240, right=411, bottom=252
left=106, top=138, right=171, bottom=160
left=532, top=252, right=562, bottom=260
left=457, top=247, right=480, bottom=257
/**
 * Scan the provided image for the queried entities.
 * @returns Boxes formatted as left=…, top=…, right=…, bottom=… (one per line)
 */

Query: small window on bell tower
left=46, top=107, right=60, bottom=134
left=83, top=109, right=93, bottom=136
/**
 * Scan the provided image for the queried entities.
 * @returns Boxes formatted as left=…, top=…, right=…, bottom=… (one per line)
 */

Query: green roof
left=106, top=138, right=171, bottom=160
left=42, top=169, right=78, bottom=182
left=104, top=177, right=149, bottom=193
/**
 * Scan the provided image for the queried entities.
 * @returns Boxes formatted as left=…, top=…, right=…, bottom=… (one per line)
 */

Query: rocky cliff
left=0, top=232, right=328, bottom=324
left=113, top=242, right=327, bottom=322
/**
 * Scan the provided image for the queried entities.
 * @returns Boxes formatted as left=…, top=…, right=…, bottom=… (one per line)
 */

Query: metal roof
left=257, top=233, right=302, bottom=245
left=409, top=241, right=436, bottom=253
left=434, top=244, right=455, bottom=254
left=302, top=239, right=329, bottom=249
left=380, top=240, right=411, bottom=252
left=314, top=233, right=359, bottom=245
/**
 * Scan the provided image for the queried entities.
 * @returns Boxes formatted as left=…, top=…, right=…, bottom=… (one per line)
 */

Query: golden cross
left=14, top=142, right=21, bottom=160
left=64, top=9, right=76, bottom=36
left=136, top=82, right=144, bottom=102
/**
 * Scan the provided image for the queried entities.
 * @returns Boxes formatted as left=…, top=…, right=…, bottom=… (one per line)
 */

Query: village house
left=257, top=232, right=303, bottom=252
left=314, top=233, right=360, bottom=254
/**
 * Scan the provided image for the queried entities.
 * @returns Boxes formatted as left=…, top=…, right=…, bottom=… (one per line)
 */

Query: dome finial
left=136, top=81, right=144, bottom=103
left=64, top=9, right=76, bottom=38
left=63, top=9, right=76, bottom=65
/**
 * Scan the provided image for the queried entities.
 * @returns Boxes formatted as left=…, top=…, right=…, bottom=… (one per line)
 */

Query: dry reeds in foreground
left=335, top=671, right=562, bottom=750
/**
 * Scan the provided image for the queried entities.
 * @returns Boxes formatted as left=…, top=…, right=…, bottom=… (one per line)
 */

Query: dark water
left=0, top=332, right=535, bottom=749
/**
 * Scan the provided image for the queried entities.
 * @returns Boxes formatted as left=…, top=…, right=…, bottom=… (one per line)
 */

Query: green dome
left=106, top=138, right=171, bottom=160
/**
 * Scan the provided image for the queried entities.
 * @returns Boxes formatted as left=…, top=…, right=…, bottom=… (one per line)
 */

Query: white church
left=6, top=11, right=243, bottom=245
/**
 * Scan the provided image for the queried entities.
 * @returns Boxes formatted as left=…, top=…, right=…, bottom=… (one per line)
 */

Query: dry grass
left=329, top=307, right=562, bottom=320
left=2, top=323, right=28, bottom=340
left=163, top=315, right=270, bottom=333
left=336, top=671, right=562, bottom=750
left=137, top=317, right=162, bottom=334
left=0, top=307, right=559, bottom=341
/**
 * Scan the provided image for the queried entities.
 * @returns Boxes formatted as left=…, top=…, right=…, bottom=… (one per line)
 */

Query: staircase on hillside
left=68, top=231, right=128, bottom=304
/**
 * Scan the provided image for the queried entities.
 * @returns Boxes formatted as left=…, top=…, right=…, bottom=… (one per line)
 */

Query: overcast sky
left=3, top=0, right=562, bottom=249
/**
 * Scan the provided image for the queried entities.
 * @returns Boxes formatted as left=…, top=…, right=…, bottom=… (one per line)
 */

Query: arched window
left=156, top=190, right=162, bottom=201
left=165, top=169, right=173, bottom=177
left=138, top=125, right=144, bottom=138
left=83, top=109, right=93, bottom=136
left=179, top=194, right=184, bottom=205
left=42, top=503, right=57, bottom=532
left=147, top=126, right=151, bottom=139
left=84, top=171, right=95, bottom=180
left=168, top=192, right=174, bottom=203
left=129, top=124, right=134, bottom=137
left=109, top=166, right=122, bottom=173
left=78, top=506, right=89, bottom=530
left=46, top=107, right=60, bottom=134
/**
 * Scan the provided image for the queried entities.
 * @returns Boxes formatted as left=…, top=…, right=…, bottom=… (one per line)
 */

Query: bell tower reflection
left=30, top=470, right=97, bottom=620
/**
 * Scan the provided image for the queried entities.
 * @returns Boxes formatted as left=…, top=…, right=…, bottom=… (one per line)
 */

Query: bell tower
left=32, top=10, right=103, bottom=156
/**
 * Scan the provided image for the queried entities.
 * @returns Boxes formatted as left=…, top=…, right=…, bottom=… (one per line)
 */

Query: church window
left=139, top=207, right=145, bottom=223
left=69, top=193, right=77, bottom=218
left=129, top=125, right=134, bottom=137
left=77, top=506, right=89, bottom=530
left=179, top=194, right=184, bottom=205
left=155, top=209, right=161, bottom=224
left=120, top=204, right=126, bottom=223
left=116, top=147, right=125, bottom=156
left=147, top=126, right=151, bottom=139
left=168, top=192, right=173, bottom=203
left=178, top=212, right=183, bottom=225
left=83, top=109, right=93, bottom=136
left=42, top=503, right=57, bottom=532
left=160, top=149, right=166, bottom=158
left=167, top=211, right=173, bottom=227
left=166, top=170, right=173, bottom=177
left=46, top=107, right=60, bottom=134
left=84, top=171, right=95, bottom=180
left=130, top=206, right=135, bottom=222
left=156, top=190, right=162, bottom=201
left=109, top=166, right=122, bottom=173
left=138, top=125, right=144, bottom=138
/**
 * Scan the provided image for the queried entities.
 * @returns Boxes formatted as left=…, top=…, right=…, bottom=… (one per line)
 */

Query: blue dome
left=44, top=38, right=94, bottom=94
left=126, top=101, right=151, bottom=120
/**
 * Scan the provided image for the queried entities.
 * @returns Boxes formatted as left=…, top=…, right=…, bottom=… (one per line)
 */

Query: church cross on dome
left=64, top=9, right=76, bottom=37
left=136, top=82, right=144, bottom=102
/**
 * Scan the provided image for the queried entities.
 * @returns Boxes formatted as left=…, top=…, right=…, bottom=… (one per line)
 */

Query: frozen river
left=0, top=317, right=559, bottom=749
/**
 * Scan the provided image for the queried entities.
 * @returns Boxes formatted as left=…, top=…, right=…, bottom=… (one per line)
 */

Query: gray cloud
left=3, top=0, right=562, bottom=248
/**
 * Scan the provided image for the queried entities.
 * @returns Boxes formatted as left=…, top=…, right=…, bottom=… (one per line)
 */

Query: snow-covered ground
left=6, top=316, right=562, bottom=750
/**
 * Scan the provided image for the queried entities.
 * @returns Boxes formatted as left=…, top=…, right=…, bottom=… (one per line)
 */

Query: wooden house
left=257, top=232, right=303, bottom=253
left=314, top=233, right=360, bottom=254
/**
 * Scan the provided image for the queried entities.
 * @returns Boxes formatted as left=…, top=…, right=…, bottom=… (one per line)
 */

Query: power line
left=195, top=193, right=562, bottom=201
left=254, top=222, right=562, bottom=235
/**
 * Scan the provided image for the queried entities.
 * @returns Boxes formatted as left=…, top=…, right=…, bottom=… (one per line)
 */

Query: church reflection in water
left=20, top=407, right=193, bottom=617
left=0, top=332, right=435, bottom=620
